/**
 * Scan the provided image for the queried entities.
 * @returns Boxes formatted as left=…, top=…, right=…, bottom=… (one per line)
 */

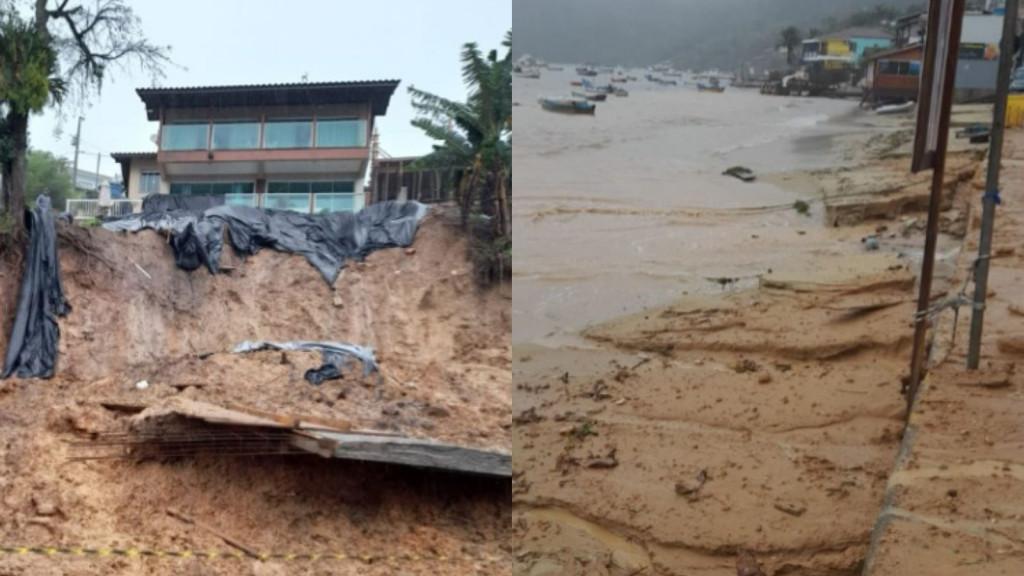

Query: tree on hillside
left=778, top=26, right=803, bottom=65
left=0, top=0, right=169, bottom=234
left=0, top=15, right=66, bottom=225
left=408, top=31, right=511, bottom=282
left=25, top=149, right=74, bottom=210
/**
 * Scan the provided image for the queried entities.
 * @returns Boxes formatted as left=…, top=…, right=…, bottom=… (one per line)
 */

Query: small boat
left=698, top=77, right=725, bottom=93
left=576, top=65, right=599, bottom=76
left=573, top=91, right=607, bottom=102
left=722, top=166, right=756, bottom=182
left=875, top=101, right=914, bottom=115
left=627, top=75, right=639, bottom=81
left=613, top=87, right=629, bottom=97
left=570, top=80, right=583, bottom=86
left=955, top=124, right=991, bottom=143
left=659, top=79, right=678, bottom=86
left=611, top=75, right=628, bottom=83
left=538, top=97, right=596, bottom=115
left=516, top=68, right=541, bottom=79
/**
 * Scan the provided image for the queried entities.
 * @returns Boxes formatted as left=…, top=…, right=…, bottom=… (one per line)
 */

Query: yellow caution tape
left=0, top=546, right=459, bottom=562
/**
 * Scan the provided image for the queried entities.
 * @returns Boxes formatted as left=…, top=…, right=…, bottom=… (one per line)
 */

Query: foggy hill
left=513, top=0, right=925, bottom=70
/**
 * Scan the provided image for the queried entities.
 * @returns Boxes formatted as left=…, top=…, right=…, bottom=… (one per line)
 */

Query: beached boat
left=698, top=84, right=726, bottom=93
left=573, top=91, right=607, bottom=102
left=538, top=97, right=596, bottom=115
left=570, top=80, right=583, bottom=86
left=875, top=101, right=914, bottom=115
left=722, top=166, right=756, bottom=182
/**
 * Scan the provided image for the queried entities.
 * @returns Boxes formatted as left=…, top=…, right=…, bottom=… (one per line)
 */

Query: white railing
left=65, top=198, right=142, bottom=219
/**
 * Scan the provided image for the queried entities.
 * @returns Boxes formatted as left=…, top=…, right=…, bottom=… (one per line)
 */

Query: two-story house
left=112, top=79, right=399, bottom=213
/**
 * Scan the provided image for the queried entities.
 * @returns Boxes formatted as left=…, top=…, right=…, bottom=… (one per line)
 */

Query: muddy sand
left=512, top=112, right=995, bottom=575
left=0, top=207, right=511, bottom=575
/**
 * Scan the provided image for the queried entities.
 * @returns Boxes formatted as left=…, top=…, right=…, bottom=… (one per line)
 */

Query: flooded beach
left=512, top=68, right=1002, bottom=576
left=513, top=71, right=894, bottom=345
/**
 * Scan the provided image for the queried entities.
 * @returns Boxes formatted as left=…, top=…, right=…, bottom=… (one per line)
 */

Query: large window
left=170, top=182, right=255, bottom=195
left=139, top=172, right=161, bottom=195
left=267, top=180, right=356, bottom=213
left=212, top=121, right=260, bottom=150
left=264, top=120, right=312, bottom=148
left=316, top=119, right=367, bottom=147
left=161, top=123, right=209, bottom=151
left=878, top=60, right=919, bottom=76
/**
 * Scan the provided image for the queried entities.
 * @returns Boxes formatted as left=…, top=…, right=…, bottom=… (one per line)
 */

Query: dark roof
left=866, top=43, right=923, bottom=62
left=826, top=27, right=893, bottom=40
left=110, top=151, right=157, bottom=161
left=136, top=80, right=401, bottom=120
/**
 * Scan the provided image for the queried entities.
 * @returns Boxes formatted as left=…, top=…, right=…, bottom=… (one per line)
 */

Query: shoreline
left=513, top=101, right=991, bottom=575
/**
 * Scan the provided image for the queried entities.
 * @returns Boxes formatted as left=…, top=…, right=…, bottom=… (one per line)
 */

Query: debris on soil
left=774, top=501, right=808, bottom=517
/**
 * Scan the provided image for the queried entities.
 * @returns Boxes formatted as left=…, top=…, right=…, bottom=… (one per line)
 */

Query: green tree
left=1, top=0, right=168, bottom=232
left=25, top=149, right=74, bottom=209
left=408, top=31, right=511, bottom=279
left=0, top=15, right=65, bottom=225
left=778, top=26, right=803, bottom=65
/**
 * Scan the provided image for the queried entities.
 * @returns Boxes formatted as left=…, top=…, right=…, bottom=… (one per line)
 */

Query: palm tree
left=0, top=15, right=66, bottom=229
left=408, top=31, right=511, bottom=241
left=778, top=26, right=803, bottom=66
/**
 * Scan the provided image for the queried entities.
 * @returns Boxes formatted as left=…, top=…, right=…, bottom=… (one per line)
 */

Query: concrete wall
left=125, top=157, right=167, bottom=199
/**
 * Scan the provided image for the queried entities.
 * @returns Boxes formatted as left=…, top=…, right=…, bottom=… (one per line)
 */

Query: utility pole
left=966, top=0, right=1020, bottom=369
left=71, top=116, right=84, bottom=196
left=94, top=152, right=101, bottom=195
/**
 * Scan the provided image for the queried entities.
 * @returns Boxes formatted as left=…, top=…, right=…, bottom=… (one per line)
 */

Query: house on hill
left=112, top=80, right=400, bottom=214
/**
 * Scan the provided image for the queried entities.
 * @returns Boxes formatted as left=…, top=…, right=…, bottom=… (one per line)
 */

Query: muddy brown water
left=513, top=70, right=894, bottom=347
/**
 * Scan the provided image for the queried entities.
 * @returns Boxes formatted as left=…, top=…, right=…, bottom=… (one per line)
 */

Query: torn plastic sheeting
left=103, top=200, right=428, bottom=284
left=232, top=340, right=378, bottom=385
left=2, top=196, right=72, bottom=379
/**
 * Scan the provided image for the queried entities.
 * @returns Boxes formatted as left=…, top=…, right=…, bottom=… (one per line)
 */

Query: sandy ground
left=0, top=206, right=511, bottom=575
left=862, top=131, right=1024, bottom=576
left=511, top=101, right=994, bottom=575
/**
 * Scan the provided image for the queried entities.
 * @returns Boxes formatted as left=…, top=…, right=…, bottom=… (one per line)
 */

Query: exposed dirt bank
left=0, top=207, right=511, bottom=575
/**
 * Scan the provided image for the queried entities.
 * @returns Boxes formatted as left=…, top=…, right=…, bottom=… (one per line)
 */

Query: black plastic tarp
left=104, top=200, right=428, bottom=284
left=232, top=340, right=378, bottom=386
left=2, top=196, right=71, bottom=379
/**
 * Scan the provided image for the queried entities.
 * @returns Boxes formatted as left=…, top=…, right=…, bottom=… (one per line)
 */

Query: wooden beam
left=291, top=431, right=511, bottom=477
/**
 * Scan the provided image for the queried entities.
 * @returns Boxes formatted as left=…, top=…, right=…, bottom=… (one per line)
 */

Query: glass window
left=264, top=193, right=311, bottom=212
left=314, top=193, right=357, bottom=213
left=212, top=122, right=260, bottom=150
left=264, top=120, right=312, bottom=148
left=316, top=119, right=367, bottom=147
left=170, top=182, right=253, bottom=195
left=139, top=172, right=161, bottom=195
left=161, top=123, right=209, bottom=151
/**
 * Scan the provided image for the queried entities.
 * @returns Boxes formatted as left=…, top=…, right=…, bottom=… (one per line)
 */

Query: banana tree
left=408, top=30, right=511, bottom=239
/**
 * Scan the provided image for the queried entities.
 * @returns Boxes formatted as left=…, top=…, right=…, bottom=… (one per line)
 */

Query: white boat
left=876, top=101, right=915, bottom=115
left=516, top=68, right=542, bottom=79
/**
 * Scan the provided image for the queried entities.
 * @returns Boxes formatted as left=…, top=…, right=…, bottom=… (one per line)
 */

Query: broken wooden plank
left=292, top=431, right=511, bottom=477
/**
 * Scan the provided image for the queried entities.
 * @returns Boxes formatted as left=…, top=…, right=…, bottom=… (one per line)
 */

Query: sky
left=23, top=0, right=511, bottom=179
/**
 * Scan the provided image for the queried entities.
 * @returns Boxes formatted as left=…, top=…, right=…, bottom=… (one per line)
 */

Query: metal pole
left=966, top=0, right=1020, bottom=369
left=71, top=116, right=83, bottom=199
left=94, top=152, right=101, bottom=194
left=907, top=0, right=966, bottom=417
